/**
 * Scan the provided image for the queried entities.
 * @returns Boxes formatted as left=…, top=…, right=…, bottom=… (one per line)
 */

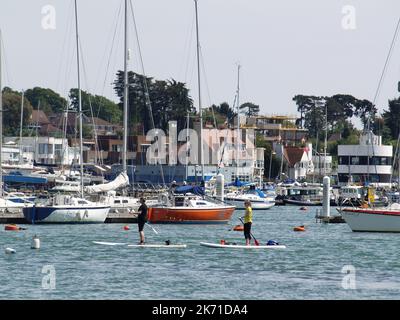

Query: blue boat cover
left=174, top=185, right=205, bottom=195
left=226, top=177, right=251, bottom=187
left=3, top=173, right=48, bottom=184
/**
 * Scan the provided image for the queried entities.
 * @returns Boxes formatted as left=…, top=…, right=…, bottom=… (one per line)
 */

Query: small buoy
left=123, top=225, right=130, bottom=231
left=233, top=225, right=244, bottom=231
left=31, top=235, right=40, bottom=249
left=300, top=207, right=308, bottom=211
left=5, top=248, right=16, bottom=254
left=293, top=225, right=306, bottom=232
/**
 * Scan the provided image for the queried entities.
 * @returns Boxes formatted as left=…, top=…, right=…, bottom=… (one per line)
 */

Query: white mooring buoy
left=31, top=235, right=40, bottom=249
left=322, top=176, right=330, bottom=218
left=216, top=173, right=224, bottom=202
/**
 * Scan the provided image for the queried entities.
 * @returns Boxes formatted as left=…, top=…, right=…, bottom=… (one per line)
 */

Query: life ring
left=5, top=224, right=21, bottom=231
left=233, top=225, right=244, bottom=231
left=293, top=225, right=306, bottom=232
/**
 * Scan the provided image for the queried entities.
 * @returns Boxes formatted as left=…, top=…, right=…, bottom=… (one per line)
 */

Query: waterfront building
left=337, top=131, right=392, bottom=187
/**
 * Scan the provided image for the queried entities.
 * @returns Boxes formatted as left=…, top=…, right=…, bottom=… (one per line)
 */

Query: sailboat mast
left=236, top=64, right=241, bottom=179
left=74, top=0, right=84, bottom=197
left=123, top=0, right=128, bottom=174
left=0, top=30, right=3, bottom=197
left=19, top=90, right=24, bottom=165
left=194, top=0, right=204, bottom=181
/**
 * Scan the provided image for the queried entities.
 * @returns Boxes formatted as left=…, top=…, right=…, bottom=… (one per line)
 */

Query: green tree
left=239, top=102, right=259, bottom=117
left=69, top=89, right=122, bottom=124
left=383, top=98, right=400, bottom=140
left=25, top=87, right=67, bottom=115
left=2, top=88, right=33, bottom=136
left=113, top=71, right=195, bottom=134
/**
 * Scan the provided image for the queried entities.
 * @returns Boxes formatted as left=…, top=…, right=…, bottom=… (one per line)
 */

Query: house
left=48, top=113, right=122, bottom=136
left=282, top=144, right=314, bottom=180
left=28, top=110, right=63, bottom=136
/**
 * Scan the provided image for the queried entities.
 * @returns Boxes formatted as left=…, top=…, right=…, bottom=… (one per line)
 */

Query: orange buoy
left=293, top=225, right=306, bottom=232
left=123, top=225, right=130, bottom=231
left=233, top=225, right=244, bottom=231
left=5, top=224, right=21, bottom=231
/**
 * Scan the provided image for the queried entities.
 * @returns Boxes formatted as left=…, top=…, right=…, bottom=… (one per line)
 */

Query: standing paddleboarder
left=138, top=198, right=148, bottom=244
left=243, top=200, right=253, bottom=246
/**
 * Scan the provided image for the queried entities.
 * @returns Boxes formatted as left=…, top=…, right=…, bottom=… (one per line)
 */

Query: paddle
left=145, top=222, right=159, bottom=235
left=238, top=217, right=259, bottom=246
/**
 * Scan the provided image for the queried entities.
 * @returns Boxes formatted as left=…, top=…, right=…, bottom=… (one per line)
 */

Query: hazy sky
left=1, top=0, right=400, bottom=119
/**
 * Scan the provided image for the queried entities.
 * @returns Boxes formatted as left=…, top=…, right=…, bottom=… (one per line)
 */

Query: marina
left=1, top=0, right=400, bottom=303
left=2, top=206, right=400, bottom=299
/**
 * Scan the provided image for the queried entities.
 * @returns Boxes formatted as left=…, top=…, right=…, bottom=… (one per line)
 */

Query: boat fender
left=5, top=248, right=16, bottom=254
left=123, top=225, right=130, bottom=231
left=233, top=225, right=244, bottom=231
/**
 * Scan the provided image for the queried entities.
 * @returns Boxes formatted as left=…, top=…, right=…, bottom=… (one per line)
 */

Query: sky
left=1, top=0, right=400, bottom=121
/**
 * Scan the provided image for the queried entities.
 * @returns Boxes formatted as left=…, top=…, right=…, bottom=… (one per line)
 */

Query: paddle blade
left=254, top=238, right=260, bottom=246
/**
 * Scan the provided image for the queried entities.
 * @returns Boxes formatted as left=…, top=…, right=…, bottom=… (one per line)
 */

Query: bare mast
left=123, top=0, right=129, bottom=174
left=194, top=0, right=204, bottom=181
left=74, top=0, right=84, bottom=197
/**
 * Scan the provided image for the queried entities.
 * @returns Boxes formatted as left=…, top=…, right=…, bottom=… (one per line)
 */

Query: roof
left=283, top=146, right=308, bottom=167
left=30, top=110, right=50, bottom=125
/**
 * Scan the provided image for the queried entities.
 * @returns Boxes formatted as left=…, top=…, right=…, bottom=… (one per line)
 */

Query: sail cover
left=84, top=172, right=129, bottom=194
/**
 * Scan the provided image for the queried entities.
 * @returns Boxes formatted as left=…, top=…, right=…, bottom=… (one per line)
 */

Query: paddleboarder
left=138, top=197, right=148, bottom=244
left=243, top=200, right=253, bottom=246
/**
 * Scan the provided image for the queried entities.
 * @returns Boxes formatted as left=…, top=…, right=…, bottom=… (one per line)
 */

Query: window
left=38, top=144, right=47, bottom=154
left=351, top=157, right=359, bottom=165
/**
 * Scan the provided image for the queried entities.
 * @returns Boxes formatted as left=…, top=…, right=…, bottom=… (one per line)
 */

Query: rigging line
left=182, top=11, right=196, bottom=82
left=130, top=0, right=165, bottom=184
left=55, top=0, right=74, bottom=93
left=95, top=0, right=123, bottom=95
left=373, top=16, right=400, bottom=105
left=218, top=94, right=238, bottom=169
left=0, top=32, right=13, bottom=88
left=199, top=47, right=216, bottom=128
left=78, top=39, right=102, bottom=167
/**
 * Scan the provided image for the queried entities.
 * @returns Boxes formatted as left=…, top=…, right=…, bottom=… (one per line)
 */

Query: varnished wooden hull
left=148, top=206, right=235, bottom=224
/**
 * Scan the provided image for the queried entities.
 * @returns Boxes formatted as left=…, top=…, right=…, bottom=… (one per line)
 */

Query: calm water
left=1, top=206, right=400, bottom=300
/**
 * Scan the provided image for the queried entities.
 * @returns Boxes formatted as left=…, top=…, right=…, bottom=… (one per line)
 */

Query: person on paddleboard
left=243, top=200, right=253, bottom=246
left=138, top=197, right=148, bottom=244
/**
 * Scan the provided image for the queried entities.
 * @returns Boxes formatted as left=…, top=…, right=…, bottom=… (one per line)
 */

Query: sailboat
left=0, top=31, right=34, bottom=214
left=22, top=0, right=110, bottom=223
left=222, top=65, right=275, bottom=210
left=147, top=0, right=235, bottom=224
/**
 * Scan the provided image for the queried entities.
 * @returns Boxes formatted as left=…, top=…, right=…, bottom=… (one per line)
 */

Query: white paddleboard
left=127, top=244, right=187, bottom=248
left=93, top=241, right=127, bottom=246
left=200, top=242, right=286, bottom=249
left=93, top=241, right=186, bottom=248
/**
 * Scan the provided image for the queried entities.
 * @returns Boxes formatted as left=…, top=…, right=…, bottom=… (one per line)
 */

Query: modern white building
left=337, top=131, right=392, bottom=186
left=4, top=137, right=78, bottom=166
